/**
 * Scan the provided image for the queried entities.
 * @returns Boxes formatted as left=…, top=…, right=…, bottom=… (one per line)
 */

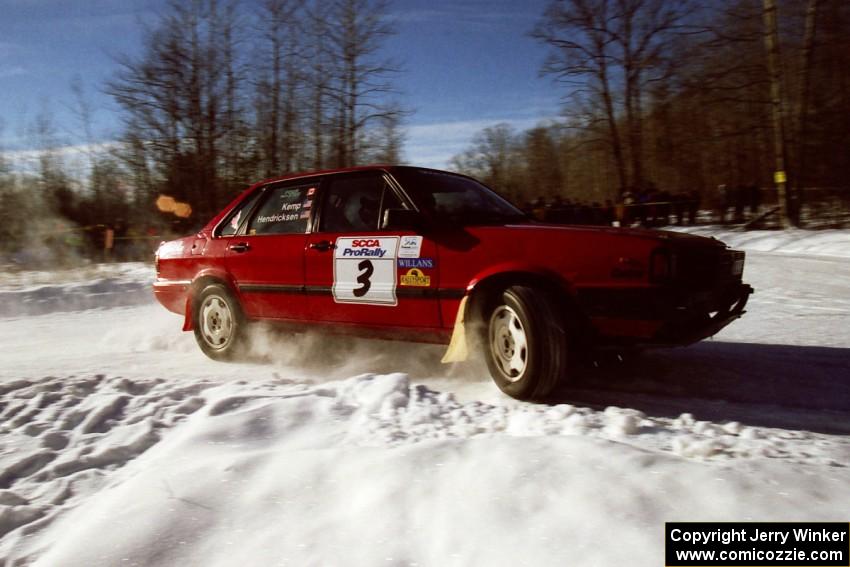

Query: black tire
left=483, top=285, right=569, bottom=400
left=192, top=283, right=246, bottom=360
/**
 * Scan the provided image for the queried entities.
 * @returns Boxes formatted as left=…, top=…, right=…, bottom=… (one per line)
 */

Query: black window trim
left=213, top=168, right=420, bottom=238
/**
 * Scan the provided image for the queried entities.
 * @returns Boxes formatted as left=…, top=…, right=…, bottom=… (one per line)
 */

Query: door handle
left=309, top=240, right=336, bottom=252
left=229, top=242, right=250, bottom=253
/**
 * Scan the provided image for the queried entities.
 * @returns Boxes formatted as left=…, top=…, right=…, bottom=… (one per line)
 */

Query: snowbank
left=0, top=263, right=153, bottom=317
left=2, top=373, right=848, bottom=566
left=672, top=226, right=850, bottom=258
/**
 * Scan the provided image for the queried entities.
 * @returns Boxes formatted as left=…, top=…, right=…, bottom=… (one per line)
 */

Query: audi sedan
left=154, top=166, right=752, bottom=400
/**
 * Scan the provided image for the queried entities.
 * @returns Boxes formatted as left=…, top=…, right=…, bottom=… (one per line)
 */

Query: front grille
left=675, top=247, right=744, bottom=290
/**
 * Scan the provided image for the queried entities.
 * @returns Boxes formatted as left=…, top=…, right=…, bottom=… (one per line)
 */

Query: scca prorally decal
left=398, top=258, right=434, bottom=269
left=340, top=239, right=388, bottom=257
left=333, top=237, right=399, bottom=305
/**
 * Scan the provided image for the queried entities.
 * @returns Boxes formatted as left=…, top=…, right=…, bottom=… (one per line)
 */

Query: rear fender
left=182, top=267, right=239, bottom=332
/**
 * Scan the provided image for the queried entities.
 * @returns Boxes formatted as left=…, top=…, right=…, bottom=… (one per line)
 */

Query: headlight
left=731, top=251, right=745, bottom=276
left=650, top=247, right=676, bottom=282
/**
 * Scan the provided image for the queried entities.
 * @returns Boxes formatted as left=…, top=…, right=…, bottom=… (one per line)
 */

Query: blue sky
left=0, top=0, right=562, bottom=168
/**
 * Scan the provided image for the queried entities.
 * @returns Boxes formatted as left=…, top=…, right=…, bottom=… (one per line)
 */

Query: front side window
left=246, top=183, right=317, bottom=235
left=320, top=173, right=402, bottom=232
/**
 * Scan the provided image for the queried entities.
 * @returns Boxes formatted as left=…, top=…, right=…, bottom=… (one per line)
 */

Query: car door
left=223, top=180, right=319, bottom=321
left=304, top=171, right=442, bottom=329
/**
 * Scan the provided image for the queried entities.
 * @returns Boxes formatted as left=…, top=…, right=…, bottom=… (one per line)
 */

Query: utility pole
left=762, top=0, right=791, bottom=228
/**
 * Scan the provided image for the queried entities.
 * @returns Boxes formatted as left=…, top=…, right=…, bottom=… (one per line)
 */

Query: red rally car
left=154, top=166, right=752, bottom=400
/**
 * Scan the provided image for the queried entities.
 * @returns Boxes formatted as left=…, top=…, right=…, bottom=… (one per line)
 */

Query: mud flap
left=441, top=296, right=469, bottom=363
left=182, top=297, right=194, bottom=331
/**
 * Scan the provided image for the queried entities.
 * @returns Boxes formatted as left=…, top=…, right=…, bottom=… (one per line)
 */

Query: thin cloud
left=0, top=41, right=24, bottom=59
left=392, top=4, right=536, bottom=28
left=404, top=116, right=560, bottom=168
left=0, top=66, right=27, bottom=79
left=2, top=141, right=117, bottom=177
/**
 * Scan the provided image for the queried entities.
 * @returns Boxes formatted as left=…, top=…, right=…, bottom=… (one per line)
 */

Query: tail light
left=155, top=242, right=164, bottom=276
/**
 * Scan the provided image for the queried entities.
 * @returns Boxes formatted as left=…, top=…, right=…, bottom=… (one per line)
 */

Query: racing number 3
left=353, top=260, right=373, bottom=297
left=332, top=236, right=398, bottom=306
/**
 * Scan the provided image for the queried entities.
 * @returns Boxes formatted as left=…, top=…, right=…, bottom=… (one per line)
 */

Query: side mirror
left=382, top=208, right=425, bottom=231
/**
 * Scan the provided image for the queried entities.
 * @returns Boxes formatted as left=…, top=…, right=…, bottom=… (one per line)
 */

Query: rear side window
left=320, top=173, right=402, bottom=232
left=218, top=190, right=262, bottom=237
left=391, top=168, right=524, bottom=226
left=247, top=183, right=317, bottom=235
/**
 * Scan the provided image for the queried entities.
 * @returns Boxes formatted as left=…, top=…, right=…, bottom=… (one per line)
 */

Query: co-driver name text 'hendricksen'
left=670, top=527, right=848, bottom=546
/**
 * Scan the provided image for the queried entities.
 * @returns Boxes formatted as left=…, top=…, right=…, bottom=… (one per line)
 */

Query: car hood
left=504, top=223, right=728, bottom=248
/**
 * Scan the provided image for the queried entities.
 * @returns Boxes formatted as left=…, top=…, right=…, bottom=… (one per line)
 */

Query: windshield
left=391, top=168, right=528, bottom=226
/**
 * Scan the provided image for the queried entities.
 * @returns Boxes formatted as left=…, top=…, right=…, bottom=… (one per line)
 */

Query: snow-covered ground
left=1, top=228, right=849, bottom=566
left=674, top=226, right=850, bottom=258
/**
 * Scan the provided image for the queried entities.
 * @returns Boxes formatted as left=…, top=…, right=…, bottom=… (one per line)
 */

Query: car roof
left=202, top=165, right=477, bottom=234
left=252, top=164, right=392, bottom=187
left=251, top=164, right=474, bottom=187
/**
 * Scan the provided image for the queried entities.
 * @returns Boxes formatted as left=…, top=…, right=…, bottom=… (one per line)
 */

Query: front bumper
left=578, top=281, right=754, bottom=346
left=651, top=282, right=753, bottom=345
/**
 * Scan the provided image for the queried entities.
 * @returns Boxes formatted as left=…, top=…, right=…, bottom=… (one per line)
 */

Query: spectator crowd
left=521, top=184, right=767, bottom=228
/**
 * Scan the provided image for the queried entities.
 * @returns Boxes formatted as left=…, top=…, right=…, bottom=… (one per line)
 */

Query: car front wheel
left=484, top=285, right=568, bottom=400
left=193, top=283, right=245, bottom=360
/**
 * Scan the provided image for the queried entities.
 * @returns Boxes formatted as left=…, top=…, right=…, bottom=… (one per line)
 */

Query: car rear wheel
left=484, top=285, right=569, bottom=400
left=193, top=283, right=246, bottom=360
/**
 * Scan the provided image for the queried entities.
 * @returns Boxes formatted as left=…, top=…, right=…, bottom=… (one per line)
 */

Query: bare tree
left=611, top=0, right=691, bottom=191
left=533, top=0, right=629, bottom=194
left=533, top=0, right=689, bottom=195
left=303, top=0, right=334, bottom=169
left=762, top=0, right=792, bottom=227
left=107, top=0, right=244, bottom=222
left=0, top=121, right=22, bottom=255
left=450, top=124, right=526, bottom=201
left=523, top=126, right=565, bottom=198
left=218, top=0, right=251, bottom=188
left=363, top=106, right=405, bottom=163
left=794, top=0, right=819, bottom=204
left=325, top=0, right=404, bottom=167
left=453, top=0, right=849, bottom=219
left=256, top=0, right=305, bottom=176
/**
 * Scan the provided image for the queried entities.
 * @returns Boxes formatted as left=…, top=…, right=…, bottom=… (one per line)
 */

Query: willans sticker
left=398, top=258, right=434, bottom=269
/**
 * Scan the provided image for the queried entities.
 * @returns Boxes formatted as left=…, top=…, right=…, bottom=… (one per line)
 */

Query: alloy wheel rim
left=489, top=305, right=528, bottom=382
left=200, top=295, right=233, bottom=350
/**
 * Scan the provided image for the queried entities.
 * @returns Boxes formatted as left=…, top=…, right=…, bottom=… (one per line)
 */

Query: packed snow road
left=1, top=232, right=849, bottom=566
